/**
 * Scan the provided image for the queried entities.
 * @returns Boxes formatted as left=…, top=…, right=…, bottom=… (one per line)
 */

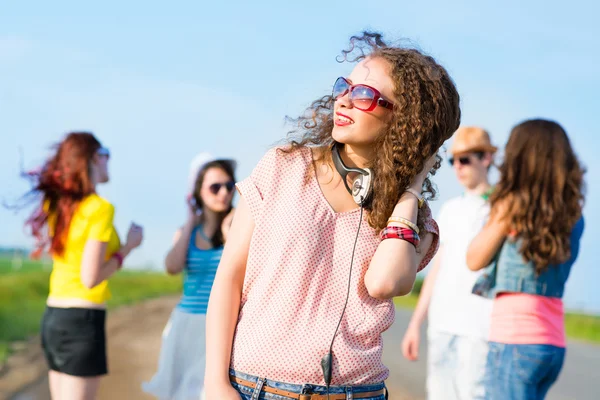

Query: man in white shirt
left=401, top=126, right=497, bottom=400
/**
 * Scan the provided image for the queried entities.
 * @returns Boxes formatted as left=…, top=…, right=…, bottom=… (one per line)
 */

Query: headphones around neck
left=331, top=142, right=373, bottom=206
left=320, top=142, right=372, bottom=393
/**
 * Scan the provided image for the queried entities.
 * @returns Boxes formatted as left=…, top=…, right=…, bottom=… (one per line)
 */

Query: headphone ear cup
left=351, top=168, right=372, bottom=205
left=362, top=168, right=372, bottom=196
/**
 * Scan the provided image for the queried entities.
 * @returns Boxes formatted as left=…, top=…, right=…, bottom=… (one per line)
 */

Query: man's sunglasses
left=332, top=77, right=394, bottom=112
left=448, top=152, right=484, bottom=167
left=208, top=181, right=235, bottom=195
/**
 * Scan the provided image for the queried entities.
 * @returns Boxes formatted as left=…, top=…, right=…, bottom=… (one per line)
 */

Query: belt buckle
left=299, top=384, right=314, bottom=400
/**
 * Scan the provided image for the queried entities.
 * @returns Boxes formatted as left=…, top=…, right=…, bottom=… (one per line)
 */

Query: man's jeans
left=427, top=331, right=488, bottom=400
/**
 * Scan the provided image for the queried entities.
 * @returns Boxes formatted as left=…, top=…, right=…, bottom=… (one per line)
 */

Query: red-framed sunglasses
left=332, top=77, right=394, bottom=112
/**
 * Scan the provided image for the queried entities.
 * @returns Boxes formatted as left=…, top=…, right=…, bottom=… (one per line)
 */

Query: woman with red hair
left=22, top=132, right=143, bottom=400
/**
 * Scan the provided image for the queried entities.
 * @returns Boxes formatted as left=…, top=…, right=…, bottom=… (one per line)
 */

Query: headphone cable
left=322, top=205, right=364, bottom=399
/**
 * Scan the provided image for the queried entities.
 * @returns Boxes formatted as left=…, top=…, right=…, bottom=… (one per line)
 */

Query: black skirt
left=41, top=306, right=108, bottom=377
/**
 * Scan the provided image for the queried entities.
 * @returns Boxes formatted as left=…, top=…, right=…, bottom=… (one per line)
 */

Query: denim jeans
left=427, top=331, right=488, bottom=400
left=230, top=369, right=387, bottom=400
left=484, top=342, right=565, bottom=400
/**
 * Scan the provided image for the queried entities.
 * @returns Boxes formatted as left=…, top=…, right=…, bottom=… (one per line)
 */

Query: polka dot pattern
left=232, top=147, right=439, bottom=385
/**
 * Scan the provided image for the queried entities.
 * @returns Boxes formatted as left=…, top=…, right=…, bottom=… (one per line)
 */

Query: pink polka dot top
left=231, top=146, right=439, bottom=385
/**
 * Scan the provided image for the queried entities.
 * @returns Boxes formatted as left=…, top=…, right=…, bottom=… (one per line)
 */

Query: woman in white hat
left=143, top=153, right=237, bottom=400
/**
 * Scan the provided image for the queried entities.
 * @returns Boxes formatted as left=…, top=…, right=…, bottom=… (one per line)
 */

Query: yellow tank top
left=48, top=194, right=121, bottom=304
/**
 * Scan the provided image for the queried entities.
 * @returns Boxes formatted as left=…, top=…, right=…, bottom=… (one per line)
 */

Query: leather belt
left=230, top=375, right=385, bottom=400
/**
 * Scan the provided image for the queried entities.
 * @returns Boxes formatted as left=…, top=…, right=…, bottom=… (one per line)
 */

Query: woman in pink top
left=205, top=31, right=461, bottom=400
left=467, top=119, right=586, bottom=399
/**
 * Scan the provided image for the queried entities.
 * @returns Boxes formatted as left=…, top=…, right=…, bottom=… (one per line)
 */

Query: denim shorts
left=230, top=369, right=388, bottom=400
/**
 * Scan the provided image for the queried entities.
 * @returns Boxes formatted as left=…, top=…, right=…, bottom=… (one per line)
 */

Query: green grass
left=394, top=292, right=600, bottom=345
left=393, top=293, right=419, bottom=310
left=565, top=313, right=600, bottom=344
left=106, top=271, right=183, bottom=309
left=0, top=256, right=52, bottom=273
left=0, top=257, right=182, bottom=364
left=0, top=343, right=7, bottom=364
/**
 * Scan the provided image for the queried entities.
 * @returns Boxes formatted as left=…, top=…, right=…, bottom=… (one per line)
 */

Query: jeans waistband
left=229, top=368, right=386, bottom=398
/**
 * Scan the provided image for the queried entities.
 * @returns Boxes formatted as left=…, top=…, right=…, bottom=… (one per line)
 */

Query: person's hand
left=401, top=324, right=421, bottom=361
left=204, top=382, right=241, bottom=400
left=491, top=197, right=509, bottom=220
left=491, top=196, right=513, bottom=235
left=125, top=222, right=143, bottom=250
left=409, top=153, right=437, bottom=191
left=221, top=208, right=235, bottom=242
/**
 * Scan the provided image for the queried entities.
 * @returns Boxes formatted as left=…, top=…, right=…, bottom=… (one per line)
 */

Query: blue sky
left=1, top=1, right=598, bottom=311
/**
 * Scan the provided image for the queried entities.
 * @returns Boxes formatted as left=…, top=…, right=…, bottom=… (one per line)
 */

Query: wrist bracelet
left=112, top=252, right=124, bottom=269
left=380, top=226, right=421, bottom=248
left=404, top=188, right=425, bottom=209
left=387, top=216, right=420, bottom=234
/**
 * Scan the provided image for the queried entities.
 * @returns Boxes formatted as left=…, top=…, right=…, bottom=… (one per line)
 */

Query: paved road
left=383, top=307, right=599, bottom=400
left=8, top=301, right=599, bottom=400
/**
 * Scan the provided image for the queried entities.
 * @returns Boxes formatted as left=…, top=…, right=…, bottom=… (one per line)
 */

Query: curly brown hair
left=282, top=31, right=461, bottom=231
left=490, top=119, right=585, bottom=274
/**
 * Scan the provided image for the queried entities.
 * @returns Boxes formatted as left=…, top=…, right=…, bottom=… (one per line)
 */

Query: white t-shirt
left=427, top=193, right=493, bottom=340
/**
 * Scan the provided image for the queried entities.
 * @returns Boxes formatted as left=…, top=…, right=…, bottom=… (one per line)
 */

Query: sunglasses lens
left=97, top=147, right=110, bottom=158
left=332, top=77, right=349, bottom=100
left=450, top=156, right=472, bottom=166
left=350, top=85, right=376, bottom=111
left=209, top=183, right=221, bottom=194
left=209, top=181, right=235, bottom=195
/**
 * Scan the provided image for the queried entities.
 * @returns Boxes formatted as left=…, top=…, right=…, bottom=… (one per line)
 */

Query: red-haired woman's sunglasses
left=332, top=77, right=394, bottom=112
left=97, top=147, right=110, bottom=159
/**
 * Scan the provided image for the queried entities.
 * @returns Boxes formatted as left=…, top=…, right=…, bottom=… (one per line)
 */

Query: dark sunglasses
left=332, top=77, right=394, bottom=112
left=448, top=152, right=484, bottom=167
left=208, top=181, right=235, bottom=195
left=97, top=147, right=110, bottom=159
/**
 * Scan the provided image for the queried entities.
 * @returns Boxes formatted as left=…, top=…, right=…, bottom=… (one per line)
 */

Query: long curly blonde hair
left=283, top=31, right=461, bottom=231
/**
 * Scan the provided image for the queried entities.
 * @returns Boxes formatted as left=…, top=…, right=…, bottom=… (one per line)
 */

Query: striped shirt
left=177, top=225, right=223, bottom=314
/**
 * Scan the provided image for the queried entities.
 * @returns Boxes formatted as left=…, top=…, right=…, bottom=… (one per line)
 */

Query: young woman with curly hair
left=205, top=31, right=461, bottom=400
left=468, top=119, right=586, bottom=399
left=21, top=132, right=144, bottom=400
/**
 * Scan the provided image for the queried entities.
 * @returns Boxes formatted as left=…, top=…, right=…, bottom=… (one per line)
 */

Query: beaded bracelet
left=380, top=226, right=421, bottom=248
left=112, top=252, right=124, bottom=269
